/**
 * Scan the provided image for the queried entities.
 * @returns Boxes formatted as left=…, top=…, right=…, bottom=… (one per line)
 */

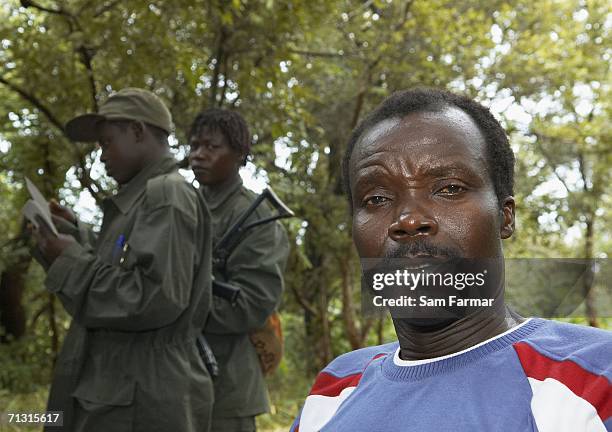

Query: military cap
left=65, top=87, right=173, bottom=142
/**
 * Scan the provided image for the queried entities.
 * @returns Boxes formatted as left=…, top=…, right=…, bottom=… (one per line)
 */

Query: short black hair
left=342, top=88, right=514, bottom=208
left=188, top=108, right=251, bottom=166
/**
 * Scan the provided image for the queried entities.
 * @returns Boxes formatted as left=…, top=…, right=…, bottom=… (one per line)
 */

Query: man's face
left=350, top=107, right=514, bottom=261
left=188, top=126, right=243, bottom=186
left=98, top=121, right=147, bottom=185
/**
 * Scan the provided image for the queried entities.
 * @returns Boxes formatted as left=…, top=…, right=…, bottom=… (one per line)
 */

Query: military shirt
left=202, top=175, right=289, bottom=419
left=43, top=155, right=213, bottom=432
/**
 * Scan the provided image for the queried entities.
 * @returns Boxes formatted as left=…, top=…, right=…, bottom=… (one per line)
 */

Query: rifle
left=198, top=187, right=294, bottom=377
left=211, top=187, right=294, bottom=304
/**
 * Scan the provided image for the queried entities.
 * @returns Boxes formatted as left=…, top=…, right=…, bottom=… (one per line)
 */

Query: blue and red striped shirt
left=291, top=318, right=612, bottom=431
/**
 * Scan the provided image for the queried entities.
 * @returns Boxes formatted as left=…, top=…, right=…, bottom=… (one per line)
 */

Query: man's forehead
left=190, top=124, right=223, bottom=141
left=351, top=107, right=486, bottom=165
left=357, top=117, right=403, bottom=152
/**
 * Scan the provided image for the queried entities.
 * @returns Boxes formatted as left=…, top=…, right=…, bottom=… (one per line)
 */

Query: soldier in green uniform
left=31, top=88, right=214, bottom=432
left=188, top=109, right=289, bottom=432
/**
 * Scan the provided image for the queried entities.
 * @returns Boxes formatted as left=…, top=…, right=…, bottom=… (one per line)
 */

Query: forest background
left=0, top=0, right=610, bottom=430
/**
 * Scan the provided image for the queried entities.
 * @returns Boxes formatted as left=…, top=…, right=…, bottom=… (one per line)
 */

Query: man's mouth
left=400, top=256, right=445, bottom=270
left=403, top=253, right=443, bottom=259
left=385, top=239, right=462, bottom=262
left=191, top=166, right=210, bottom=174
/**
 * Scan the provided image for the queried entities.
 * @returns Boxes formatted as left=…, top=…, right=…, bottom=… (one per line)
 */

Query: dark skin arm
left=30, top=215, right=77, bottom=265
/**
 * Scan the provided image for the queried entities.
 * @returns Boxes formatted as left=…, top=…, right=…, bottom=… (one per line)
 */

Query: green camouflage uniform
left=202, top=175, right=289, bottom=431
left=44, top=155, right=214, bottom=432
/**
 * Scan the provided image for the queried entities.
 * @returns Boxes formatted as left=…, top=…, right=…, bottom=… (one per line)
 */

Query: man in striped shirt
left=291, top=88, right=611, bottom=432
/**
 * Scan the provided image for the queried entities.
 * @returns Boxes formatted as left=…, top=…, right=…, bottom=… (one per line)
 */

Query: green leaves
left=0, top=0, right=609, bottom=385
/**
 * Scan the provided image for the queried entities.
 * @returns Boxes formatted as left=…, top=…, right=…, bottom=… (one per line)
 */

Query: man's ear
left=130, top=121, right=145, bottom=141
left=500, top=196, right=515, bottom=239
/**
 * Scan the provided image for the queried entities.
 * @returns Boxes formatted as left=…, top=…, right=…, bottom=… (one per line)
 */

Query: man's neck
left=204, top=172, right=240, bottom=194
left=143, top=146, right=169, bottom=167
left=393, top=304, right=524, bottom=361
left=118, top=151, right=171, bottom=187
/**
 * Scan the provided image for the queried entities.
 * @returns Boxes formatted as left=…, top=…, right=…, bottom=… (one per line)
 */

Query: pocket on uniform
left=72, top=374, right=135, bottom=432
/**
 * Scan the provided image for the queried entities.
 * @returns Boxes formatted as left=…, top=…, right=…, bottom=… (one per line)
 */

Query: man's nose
left=189, top=147, right=207, bottom=162
left=388, top=209, right=438, bottom=241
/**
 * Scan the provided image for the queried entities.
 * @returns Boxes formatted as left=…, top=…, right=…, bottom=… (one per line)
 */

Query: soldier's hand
left=31, top=216, right=77, bottom=265
left=49, top=199, right=77, bottom=225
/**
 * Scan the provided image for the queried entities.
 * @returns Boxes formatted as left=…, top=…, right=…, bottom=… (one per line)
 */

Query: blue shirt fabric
left=291, top=318, right=612, bottom=432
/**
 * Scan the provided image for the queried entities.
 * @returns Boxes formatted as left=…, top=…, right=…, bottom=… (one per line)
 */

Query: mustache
left=384, top=238, right=462, bottom=260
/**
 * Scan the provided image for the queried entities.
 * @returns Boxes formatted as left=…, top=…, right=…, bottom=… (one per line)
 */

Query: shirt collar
left=201, top=174, right=243, bottom=211
left=392, top=318, right=534, bottom=367
left=107, top=154, right=178, bottom=214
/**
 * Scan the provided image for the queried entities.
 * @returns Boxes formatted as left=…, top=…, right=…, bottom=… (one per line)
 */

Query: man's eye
left=437, top=184, right=466, bottom=196
left=364, top=195, right=389, bottom=206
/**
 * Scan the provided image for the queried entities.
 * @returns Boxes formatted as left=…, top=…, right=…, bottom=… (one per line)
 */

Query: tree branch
left=290, top=283, right=318, bottom=316
left=218, top=53, right=230, bottom=108
left=77, top=45, right=99, bottom=111
left=0, top=77, right=105, bottom=203
left=533, top=132, right=572, bottom=194
left=18, top=0, right=107, bottom=204
left=0, top=77, right=65, bottom=132
left=76, top=162, right=104, bottom=203
left=20, top=0, right=65, bottom=17
left=577, top=151, right=590, bottom=193
left=20, top=0, right=77, bottom=32
left=92, top=0, right=122, bottom=18
left=344, top=0, right=374, bottom=20
left=28, top=300, right=50, bottom=331
left=288, top=49, right=346, bottom=58
left=360, top=316, right=375, bottom=343
left=393, top=0, right=415, bottom=31
left=209, top=26, right=228, bottom=108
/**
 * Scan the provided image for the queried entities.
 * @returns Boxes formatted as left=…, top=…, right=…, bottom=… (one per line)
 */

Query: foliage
left=0, top=1, right=610, bottom=429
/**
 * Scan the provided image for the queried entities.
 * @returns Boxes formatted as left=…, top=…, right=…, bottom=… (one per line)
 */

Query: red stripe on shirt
left=309, top=353, right=387, bottom=397
left=514, top=341, right=612, bottom=421
left=309, top=372, right=362, bottom=397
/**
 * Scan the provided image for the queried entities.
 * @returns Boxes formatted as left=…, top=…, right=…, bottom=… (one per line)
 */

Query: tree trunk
left=317, top=281, right=333, bottom=368
left=341, top=257, right=361, bottom=350
left=0, top=259, right=29, bottom=342
left=583, top=216, right=598, bottom=327
left=0, top=232, right=31, bottom=343
left=376, top=317, right=384, bottom=346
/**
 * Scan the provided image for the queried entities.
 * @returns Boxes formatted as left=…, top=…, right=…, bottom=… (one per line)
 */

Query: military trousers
left=210, top=415, right=256, bottom=432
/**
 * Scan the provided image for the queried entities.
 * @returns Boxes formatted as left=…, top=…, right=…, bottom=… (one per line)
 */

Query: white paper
left=22, top=177, right=59, bottom=236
